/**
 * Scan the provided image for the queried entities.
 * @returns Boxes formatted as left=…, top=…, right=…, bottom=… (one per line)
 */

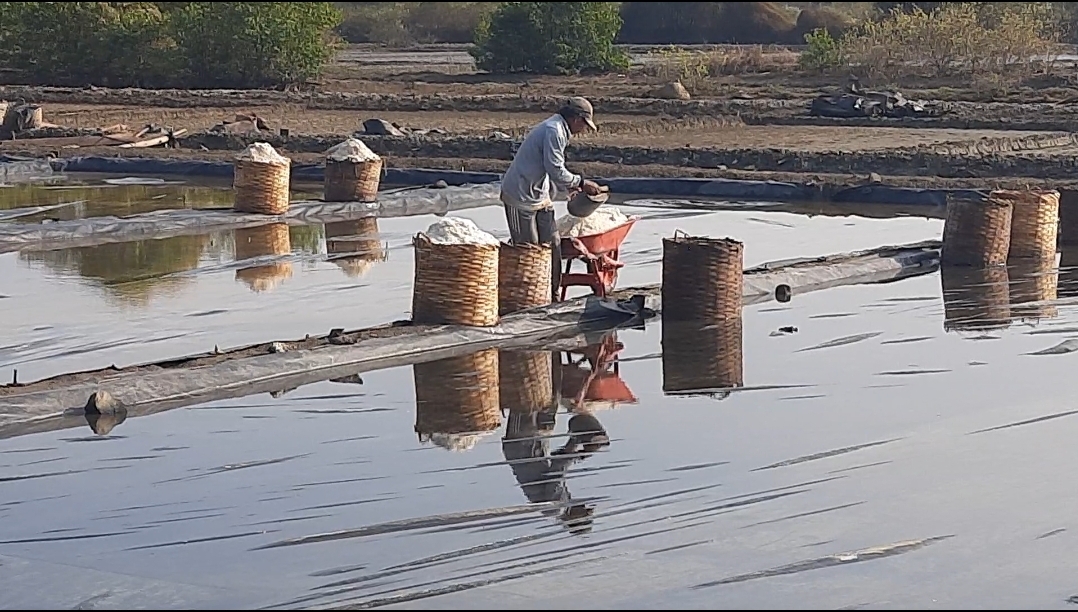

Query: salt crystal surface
left=425, top=217, right=500, bottom=246
left=556, top=205, right=628, bottom=238
left=235, top=142, right=288, bottom=164
left=326, top=138, right=381, bottom=163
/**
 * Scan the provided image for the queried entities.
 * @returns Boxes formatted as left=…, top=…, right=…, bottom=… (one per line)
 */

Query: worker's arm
left=542, top=125, right=582, bottom=192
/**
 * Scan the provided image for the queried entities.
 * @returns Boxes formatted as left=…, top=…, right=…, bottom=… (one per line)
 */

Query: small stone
left=652, top=81, right=691, bottom=100
left=432, top=180, right=449, bottom=189
left=363, top=118, right=404, bottom=137
left=269, top=342, right=289, bottom=353
left=84, top=390, right=124, bottom=415
left=86, top=411, right=126, bottom=436
left=869, top=172, right=883, bottom=183
left=775, top=284, right=793, bottom=303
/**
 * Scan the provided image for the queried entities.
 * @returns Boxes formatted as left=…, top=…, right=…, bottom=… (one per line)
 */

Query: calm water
left=0, top=187, right=941, bottom=382
left=5, top=269, right=1078, bottom=609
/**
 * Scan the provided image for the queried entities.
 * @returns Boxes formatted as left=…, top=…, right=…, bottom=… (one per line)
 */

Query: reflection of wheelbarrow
left=559, top=333, right=638, bottom=411
left=559, top=217, right=639, bottom=301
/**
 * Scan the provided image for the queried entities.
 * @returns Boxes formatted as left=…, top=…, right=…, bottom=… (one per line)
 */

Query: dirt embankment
left=6, top=85, right=1078, bottom=132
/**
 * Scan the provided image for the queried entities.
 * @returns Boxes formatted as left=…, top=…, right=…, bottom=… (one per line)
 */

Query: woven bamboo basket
left=499, top=349, right=555, bottom=414
left=324, top=158, right=383, bottom=203
left=325, top=218, right=385, bottom=278
left=941, top=194, right=1012, bottom=268
left=234, top=157, right=291, bottom=215
left=1060, top=190, right=1078, bottom=246
left=661, top=318, right=744, bottom=396
left=941, top=265, right=1011, bottom=332
left=1009, top=259, right=1059, bottom=321
left=989, top=189, right=1059, bottom=262
left=234, top=223, right=293, bottom=292
left=661, top=233, right=743, bottom=322
left=414, top=348, right=501, bottom=440
left=498, top=242, right=552, bottom=316
left=411, top=234, right=499, bottom=326
left=1059, top=246, right=1078, bottom=298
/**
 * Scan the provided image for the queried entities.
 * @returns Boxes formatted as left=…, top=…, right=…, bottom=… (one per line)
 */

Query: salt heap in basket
left=236, top=142, right=289, bottom=164
left=424, top=217, right=500, bottom=246
left=326, top=137, right=381, bottom=163
left=557, top=205, right=629, bottom=238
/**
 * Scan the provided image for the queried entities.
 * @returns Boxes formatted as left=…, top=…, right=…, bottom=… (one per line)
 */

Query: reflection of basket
left=325, top=158, right=383, bottom=203
left=499, top=350, right=554, bottom=413
left=325, top=217, right=385, bottom=278
left=941, top=193, right=1012, bottom=267
left=1060, top=190, right=1078, bottom=246
left=1009, top=259, right=1059, bottom=321
left=498, top=242, right=551, bottom=316
left=414, top=348, right=501, bottom=438
left=662, top=233, right=743, bottom=322
left=412, top=234, right=499, bottom=326
left=1059, top=246, right=1078, bottom=298
left=990, top=189, right=1059, bottom=262
left=941, top=265, right=1011, bottom=332
left=234, top=223, right=293, bottom=292
left=661, top=318, right=744, bottom=396
left=234, top=158, right=291, bottom=215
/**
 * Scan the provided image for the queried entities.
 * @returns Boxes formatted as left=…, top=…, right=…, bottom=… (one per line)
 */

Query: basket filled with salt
left=233, top=142, right=291, bottom=215
left=412, top=217, right=500, bottom=327
left=324, top=138, right=383, bottom=203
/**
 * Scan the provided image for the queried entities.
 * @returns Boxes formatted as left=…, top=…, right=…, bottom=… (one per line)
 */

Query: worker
left=500, top=96, right=605, bottom=299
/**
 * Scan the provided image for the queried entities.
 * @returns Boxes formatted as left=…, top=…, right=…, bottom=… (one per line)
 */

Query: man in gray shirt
left=501, top=96, right=604, bottom=298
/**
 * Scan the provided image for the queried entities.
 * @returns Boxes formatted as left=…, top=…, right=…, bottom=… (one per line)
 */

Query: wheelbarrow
left=559, top=217, right=639, bottom=301
left=559, top=332, right=638, bottom=412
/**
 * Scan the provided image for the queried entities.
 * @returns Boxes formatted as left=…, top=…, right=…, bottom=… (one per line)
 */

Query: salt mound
left=236, top=142, right=288, bottom=164
left=425, top=217, right=499, bottom=246
left=557, top=205, right=628, bottom=238
left=326, top=138, right=381, bottom=163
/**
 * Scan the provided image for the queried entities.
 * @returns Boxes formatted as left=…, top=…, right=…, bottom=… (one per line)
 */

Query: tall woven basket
left=498, top=243, right=552, bottom=316
left=662, top=233, right=743, bottom=322
left=325, top=218, right=385, bottom=278
left=324, top=158, right=383, bottom=203
left=941, top=193, right=1012, bottom=268
left=234, top=223, right=293, bottom=293
left=412, top=234, right=499, bottom=326
left=1009, top=259, right=1059, bottom=322
left=662, top=318, right=744, bottom=396
left=940, top=265, right=1011, bottom=332
left=414, top=349, right=501, bottom=440
left=990, top=189, right=1059, bottom=262
left=499, top=349, right=554, bottom=414
left=234, top=158, right=291, bottom=215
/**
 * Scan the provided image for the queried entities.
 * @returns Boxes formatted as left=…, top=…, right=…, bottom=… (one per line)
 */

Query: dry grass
left=639, top=45, right=800, bottom=91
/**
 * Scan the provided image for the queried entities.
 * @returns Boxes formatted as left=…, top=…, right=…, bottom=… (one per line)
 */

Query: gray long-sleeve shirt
left=500, top=114, right=582, bottom=211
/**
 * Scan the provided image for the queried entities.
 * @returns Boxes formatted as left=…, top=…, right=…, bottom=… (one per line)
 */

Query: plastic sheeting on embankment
left=0, top=182, right=501, bottom=254
left=0, top=240, right=941, bottom=439
left=18, top=155, right=995, bottom=208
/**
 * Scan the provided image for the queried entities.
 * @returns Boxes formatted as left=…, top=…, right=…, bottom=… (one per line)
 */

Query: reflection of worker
left=500, top=97, right=604, bottom=297
left=502, top=409, right=609, bottom=535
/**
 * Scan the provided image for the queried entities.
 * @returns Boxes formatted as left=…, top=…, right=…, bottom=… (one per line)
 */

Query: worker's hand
left=581, top=180, right=604, bottom=196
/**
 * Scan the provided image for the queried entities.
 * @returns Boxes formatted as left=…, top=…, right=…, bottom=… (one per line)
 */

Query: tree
left=471, top=2, right=630, bottom=74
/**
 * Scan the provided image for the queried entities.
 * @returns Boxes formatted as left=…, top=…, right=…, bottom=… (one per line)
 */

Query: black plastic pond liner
left=2, top=155, right=989, bottom=207
left=0, top=240, right=941, bottom=438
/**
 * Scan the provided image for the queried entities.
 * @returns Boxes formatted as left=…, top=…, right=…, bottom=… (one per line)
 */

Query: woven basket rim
left=501, top=241, right=552, bottom=252
left=665, top=232, right=744, bottom=247
left=234, top=157, right=291, bottom=168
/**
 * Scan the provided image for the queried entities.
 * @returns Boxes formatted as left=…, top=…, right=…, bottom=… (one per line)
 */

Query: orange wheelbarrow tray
left=558, top=217, right=639, bottom=300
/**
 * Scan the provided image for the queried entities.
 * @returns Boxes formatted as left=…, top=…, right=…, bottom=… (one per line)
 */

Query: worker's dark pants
left=504, top=204, right=562, bottom=300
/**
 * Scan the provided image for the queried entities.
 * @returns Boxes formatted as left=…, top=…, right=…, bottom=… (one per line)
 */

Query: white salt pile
left=424, top=431, right=493, bottom=452
left=557, top=205, right=628, bottom=238
left=424, top=217, right=500, bottom=246
left=235, top=142, right=289, bottom=164
left=326, top=138, right=381, bottom=163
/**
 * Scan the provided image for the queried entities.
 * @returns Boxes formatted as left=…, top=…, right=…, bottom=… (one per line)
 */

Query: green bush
left=0, top=2, right=342, bottom=89
left=471, top=2, right=629, bottom=74
left=798, top=28, right=845, bottom=72
left=171, top=2, right=342, bottom=88
left=335, top=2, right=498, bottom=45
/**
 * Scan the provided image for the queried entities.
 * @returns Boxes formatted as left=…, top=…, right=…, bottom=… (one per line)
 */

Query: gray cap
left=563, top=96, right=597, bottom=131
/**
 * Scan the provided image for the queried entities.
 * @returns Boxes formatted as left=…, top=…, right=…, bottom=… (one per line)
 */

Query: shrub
left=794, top=6, right=858, bottom=40
left=619, top=2, right=799, bottom=45
left=171, top=2, right=343, bottom=89
left=335, top=2, right=498, bottom=45
left=798, top=28, right=845, bottom=72
left=838, top=3, right=1062, bottom=83
left=471, top=2, right=630, bottom=75
left=0, top=2, right=343, bottom=89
